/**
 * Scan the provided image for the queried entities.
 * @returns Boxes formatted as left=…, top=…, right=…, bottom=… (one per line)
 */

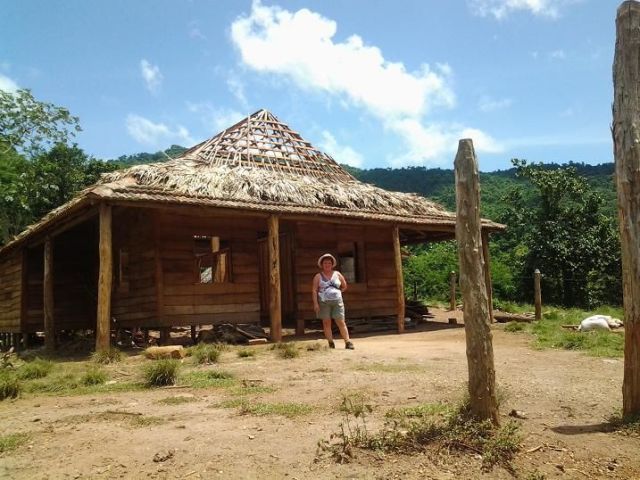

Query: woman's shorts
left=318, top=300, right=345, bottom=321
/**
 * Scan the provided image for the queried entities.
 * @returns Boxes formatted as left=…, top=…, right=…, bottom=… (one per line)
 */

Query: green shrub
left=504, top=322, right=526, bottom=333
left=237, top=348, right=256, bottom=358
left=0, top=374, right=21, bottom=400
left=181, top=370, right=235, bottom=388
left=0, top=432, right=29, bottom=453
left=17, top=358, right=53, bottom=380
left=143, top=359, right=180, bottom=387
left=92, top=348, right=123, bottom=364
left=274, top=342, right=299, bottom=359
left=81, top=367, right=107, bottom=386
left=188, top=344, right=221, bottom=364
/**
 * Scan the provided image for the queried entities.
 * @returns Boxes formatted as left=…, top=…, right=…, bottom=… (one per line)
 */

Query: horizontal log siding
left=0, top=250, right=22, bottom=332
left=156, top=213, right=261, bottom=326
left=111, top=209, right=158, bottom=327
left=295, top=223, right=397, bottom=321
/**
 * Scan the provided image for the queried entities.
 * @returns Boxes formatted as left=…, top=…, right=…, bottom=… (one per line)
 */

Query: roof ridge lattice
left=178, top=109, right=355, bottom=182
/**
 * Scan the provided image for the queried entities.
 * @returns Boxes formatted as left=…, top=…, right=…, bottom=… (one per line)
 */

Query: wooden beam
left=96, top=203, right=113, bottom=351
left=392, top=226, right=405, bottom=333
left=534, top=269, right=542, bottom=320
left=481, top=230, right=494, bottom=322
left=153, top=212, right=165, bottom=328
left=454, top=138, right=499, bottom=425
left=43, top=237, right=55, bottom=352
left=268, top=215, right=282, bottom=342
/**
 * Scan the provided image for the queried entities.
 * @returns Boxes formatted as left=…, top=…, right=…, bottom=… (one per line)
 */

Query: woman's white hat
left=317, top=253, right=337, bottom=268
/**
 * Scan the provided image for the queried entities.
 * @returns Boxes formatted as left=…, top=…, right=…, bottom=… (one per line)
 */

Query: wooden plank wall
left=111, top=209, right=158, bottom=327
left=0, top=250, right=22, bottom=333
left=25, top=245, right=44, bottom=332
left=295, top=222, right=398, bottom=321
left=155, top=212, right=262, bottom=326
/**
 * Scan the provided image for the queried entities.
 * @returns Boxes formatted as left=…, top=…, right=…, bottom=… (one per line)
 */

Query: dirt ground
left=1, top=308, right=639, bottom=480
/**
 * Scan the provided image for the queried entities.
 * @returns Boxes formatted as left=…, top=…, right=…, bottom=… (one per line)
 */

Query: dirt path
left=1, top=310, right=638, bottom=479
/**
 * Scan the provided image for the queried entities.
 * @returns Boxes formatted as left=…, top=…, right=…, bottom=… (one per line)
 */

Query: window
left=194, top=236, right=232, bottom=283
left=337, top=241, right=365, bottom=283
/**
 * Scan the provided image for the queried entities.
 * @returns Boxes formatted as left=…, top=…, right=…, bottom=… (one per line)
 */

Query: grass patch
left=530, top=307, right=624, bottom=357
left=237, top=348, right=257, bottom=358
left=180, top=369, right=235, bottom=389
left=352, top=362, right=425, bottom=374
left=504, top=322, right=526, bottom=333
left=271, top=342, right=300, bottom=359
left=305, top=341, right=327, bottom=352
left=143, top=359, right=180, bottom=387
left=188, top=344, right=222, bottom=364
left=318, top=396, right=521, bottom=471
left=81, top=367, right=107, bottom=386
left=0, top=373, right=21, bottom=400
left=92, top=348, right=123, bottom=364
left=63, top=411, right=166, bottom=428
left=158, top=395, right=198, bottom=405
left=228, top=384, right=276, bottom=396
left=17, top=358, right=53, bottom=380
left=0, top=432, right=30, bottom=453
left=493, top=301, right=535, bottom=315
left=217, top=398, right=313, bottom=417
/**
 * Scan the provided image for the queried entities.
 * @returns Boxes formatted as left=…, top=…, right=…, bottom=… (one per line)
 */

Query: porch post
left=481, top=229, right=494, bottom=322
left=268, top=215, right=282, bottom=342
left=392, top=225, right=405, bottom=333
left=96, top=203, right=113, bottom=351
left=43, top=237, right=55, bottom=352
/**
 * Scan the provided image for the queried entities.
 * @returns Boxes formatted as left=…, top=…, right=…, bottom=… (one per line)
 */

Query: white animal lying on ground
left=577, top=315, right=624, bottom=332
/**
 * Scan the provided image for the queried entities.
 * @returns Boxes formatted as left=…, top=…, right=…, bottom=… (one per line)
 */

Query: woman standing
left=312, top=253, right=354, bottom=349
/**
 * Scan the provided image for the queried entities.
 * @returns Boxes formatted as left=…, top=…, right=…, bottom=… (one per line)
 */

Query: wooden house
left=0, top=110, right=503, bottom=350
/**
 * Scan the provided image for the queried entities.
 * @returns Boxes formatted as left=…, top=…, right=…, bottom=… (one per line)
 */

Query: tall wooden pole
left=268, top=215, right=282, bottom=342
left=392, top=226, right=405, bottom=333
left=449, top=271, right=457, bottom=311
left=534, top=269, right=542, bottom=320
left=481, top=230, right=494, bottom=322
left=96, top=203, right=113, bottom=351
left=613, top=0, right=640, bottom=417
left=43, top=237, right=55, bottom=352
left=454, top=138, right=499, bottom=425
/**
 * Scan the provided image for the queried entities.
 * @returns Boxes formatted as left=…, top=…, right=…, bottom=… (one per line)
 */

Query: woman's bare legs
left=322, top=318, right=334, bottom=344
left=334, top=319, right=350, bottom=343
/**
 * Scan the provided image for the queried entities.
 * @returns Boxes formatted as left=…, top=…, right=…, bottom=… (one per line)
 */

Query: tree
left=0, top=89, right=81, bottom=156
left=612, top=0, right=640, bottom=418
left=499, top=159, right=621, bottom=308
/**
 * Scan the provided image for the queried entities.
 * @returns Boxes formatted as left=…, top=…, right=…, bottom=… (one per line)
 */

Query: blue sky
left=1, top=0, right=619, bottom=171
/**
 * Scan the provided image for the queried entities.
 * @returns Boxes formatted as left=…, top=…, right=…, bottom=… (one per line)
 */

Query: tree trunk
left=613, top=0, right=640, bottom=417
left=454, top=139, right=499, bottom=425
left=534, top=269, right=542, bottom=320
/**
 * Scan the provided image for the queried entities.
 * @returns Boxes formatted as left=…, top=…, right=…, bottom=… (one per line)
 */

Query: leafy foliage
left=0, top=89, right=81, bottom=156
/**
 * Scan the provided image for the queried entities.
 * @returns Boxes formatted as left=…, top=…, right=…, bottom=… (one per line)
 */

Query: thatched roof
left=0, top=109, right=503, bottom=255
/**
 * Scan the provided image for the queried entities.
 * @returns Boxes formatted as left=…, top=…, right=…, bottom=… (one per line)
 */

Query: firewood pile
left=197, top=324, right=268, bottom=345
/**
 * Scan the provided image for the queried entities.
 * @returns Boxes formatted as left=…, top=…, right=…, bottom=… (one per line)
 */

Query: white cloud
left=388, top=119, right=503, bottom=167
left=126, top=114, right=193, bottom=147
left=0, top=73, right=19, bottom=92
left=226, top=74, right=248, bottom=108
left=140, top=59, right=163, bottom=94
left=549, top=49, right=566, bottom=60
left=188, top=21, right=207, bottom=40
left=231, top=1, right=454, bottom=119
left=469, top=0, right=580, bottom=20
left=319, top=131, right=364, bottom=168
left=231, top=1, right=501, bottom=166
left=187, top=102, right=245, bottom=132
left=478, top=95, right=513, bottom=112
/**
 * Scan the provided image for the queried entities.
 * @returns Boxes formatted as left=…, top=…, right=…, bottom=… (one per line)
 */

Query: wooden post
left=454, top=138, right=499, bottom=425
left=449, top=271, right=457, bottom=311
left=268, top=215, right=282, bottom=342
left=96, top=204, right=113, bottom=351
left=481, top=230, right=494, bottom=322
left=43, top=237, right=55, bottom=352
left=191, top=325, right=197, bottom=344
left=534, top=269, right=542, bottom=320
left=392, top=225, right=405, bottom=333
left=613, top=1, right=640, bottom=417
